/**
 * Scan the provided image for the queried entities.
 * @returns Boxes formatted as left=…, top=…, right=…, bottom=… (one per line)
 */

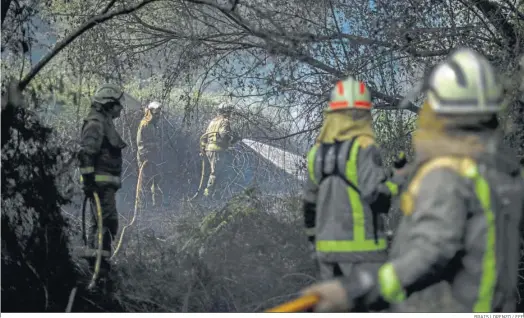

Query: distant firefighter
left=137, top=101, right=164, bottom=207
left=199, top=102, right=240, bottom=198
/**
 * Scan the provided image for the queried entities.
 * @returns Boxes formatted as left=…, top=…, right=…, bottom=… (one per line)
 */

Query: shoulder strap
left=401, top=156, right=477, bottom=216
left=316, top=138, right=361, bottom=194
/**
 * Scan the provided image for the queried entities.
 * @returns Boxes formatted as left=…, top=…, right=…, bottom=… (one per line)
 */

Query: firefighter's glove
left=82, top=173, right=97, bottom=196
left=301, top=279, right=352, bottom=312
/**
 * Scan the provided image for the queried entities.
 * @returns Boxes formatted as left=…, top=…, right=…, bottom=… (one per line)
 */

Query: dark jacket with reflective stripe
left=303, top=135, right=399, bottom=263
left=381, top=149, right=524, bottom=312
left=78, top=108, right=127, bottom=183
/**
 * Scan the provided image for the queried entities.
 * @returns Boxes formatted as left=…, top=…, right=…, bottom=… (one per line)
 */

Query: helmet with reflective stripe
left=426, top=48, right=503, bottom=114
left=92, top=83, right=124, bottom=105
left=326, top=76, right=371, bottom=112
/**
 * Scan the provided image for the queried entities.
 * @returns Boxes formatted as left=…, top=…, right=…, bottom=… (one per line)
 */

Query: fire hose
left=111, top=160, right=147, bottom=259
left=265, top=294, right=320, bottom=312
left=81, top=191, right=104, bottom=290
left=189, top=132, right=216, bottom=201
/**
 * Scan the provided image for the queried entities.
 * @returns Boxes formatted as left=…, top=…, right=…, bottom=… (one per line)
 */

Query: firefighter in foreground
left=78, top=83, right=127, bottom=290
left=137, top=101, right=164, bottom=207
left=303, top=76, right=402, bottom=280
left=300, top=48, right=524, bottom=312
left=200, top=102, right=239, bottom=197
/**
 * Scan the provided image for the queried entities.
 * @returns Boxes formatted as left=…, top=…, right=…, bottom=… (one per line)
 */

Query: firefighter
left=136, top=101, right=164, bottom=207
left=300, top=48, right=524, bottom=312
left=303, top=76, right=402, bottom=281
left=200, top=102, right=239, bottom=197
left=78, top=83, right=127, bottom=290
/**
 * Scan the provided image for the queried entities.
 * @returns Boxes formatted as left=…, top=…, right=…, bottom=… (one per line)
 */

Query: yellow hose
left=189, top=157, right=206, bottom=201
left=188, top=132, right=214, bottom=201
left=87, top=191, right=103, bottom=290
left=265, top=295, right=320, bottom=312
left=111, top=160, right=147, bottom=260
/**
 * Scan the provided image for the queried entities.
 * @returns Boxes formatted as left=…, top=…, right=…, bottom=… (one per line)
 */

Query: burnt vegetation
left=1, top=0, right=524, bottom=313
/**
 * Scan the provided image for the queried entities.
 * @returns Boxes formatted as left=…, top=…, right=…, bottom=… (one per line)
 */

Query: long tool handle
left=265, top=295, right=320, bottom=312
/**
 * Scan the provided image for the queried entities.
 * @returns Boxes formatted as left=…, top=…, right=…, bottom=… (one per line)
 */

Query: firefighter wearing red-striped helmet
left=325, top=77, right=372, bottom=113
left=299, top=48, right=523, bottom=313
left=303, top=76, right=401, bottom=281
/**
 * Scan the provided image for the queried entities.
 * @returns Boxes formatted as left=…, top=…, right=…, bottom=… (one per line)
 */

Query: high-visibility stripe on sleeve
left=307, top=145, right=319, bottom=185
left=378, top=262, right=407, bottom=304
left=385, top=181, right=399, bottom=196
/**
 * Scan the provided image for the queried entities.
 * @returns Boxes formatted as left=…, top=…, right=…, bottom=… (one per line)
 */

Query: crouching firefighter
left=303, top=76, right=401, bottom=281
left=78, top=83, right=127, bottom=291
left=299, top=48, right=524, bottom=313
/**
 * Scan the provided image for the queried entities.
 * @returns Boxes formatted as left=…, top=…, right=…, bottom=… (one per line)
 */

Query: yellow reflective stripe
left=206, top=144, right=222, bottom=151
left=348, top=138, right=366, bottom=245
left=385, top=181, right=399, bottom=196
left=80, top=174, right=120, bottom=184
left=316, top=239, right=386, bottom=252
left=207, top=119, right=222, bottom=144
left=94, top=175, right=120, bottom=183
left=80, top=167, right=94, bottom=174
left=378, top=262, right=406, bottom=304
left=316, top=138, right=387, bottom=253
left=462, top=164, right=496, bottom=312
left=307, top=145, right=319, bottom=185
left=305, top=227, right=316, bottom=236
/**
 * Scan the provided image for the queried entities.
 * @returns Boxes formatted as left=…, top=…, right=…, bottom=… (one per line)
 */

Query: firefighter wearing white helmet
left=302, top=76, right=402, bottom=281
left=78, top=83, right=127, bottom=291
left=299, top=48, right=523, bottom=313
left=199, top=101, right=239, bottom=198
left=137, top=100, right=164, bottom=207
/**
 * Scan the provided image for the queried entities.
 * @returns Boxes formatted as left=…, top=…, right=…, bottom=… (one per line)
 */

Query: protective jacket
left=342, top=137, right=524, bottom=313
left=303, top=134, right=399, bottom=264
left=137, top=114, right=161, bottom=163
left=78, top=108, right=127, bottom=187
left=203, top=115, right=233, bottom=152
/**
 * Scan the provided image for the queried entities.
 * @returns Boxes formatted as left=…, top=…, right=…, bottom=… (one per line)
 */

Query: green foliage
left=1, top=90, right=78, bottom=312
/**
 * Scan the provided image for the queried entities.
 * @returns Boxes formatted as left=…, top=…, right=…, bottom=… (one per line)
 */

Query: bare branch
left=19, top=0, right=159, bottom=90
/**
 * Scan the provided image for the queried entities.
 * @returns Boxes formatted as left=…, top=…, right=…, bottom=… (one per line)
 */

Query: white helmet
left=147, top=101, right=161, bottom=109
left=426, top=48, right=503, bottom=114
left=217, top=102, right=233, bottom=113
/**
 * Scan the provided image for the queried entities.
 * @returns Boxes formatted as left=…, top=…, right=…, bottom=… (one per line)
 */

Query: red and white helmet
left=326, top=76, right=372, bottom=112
